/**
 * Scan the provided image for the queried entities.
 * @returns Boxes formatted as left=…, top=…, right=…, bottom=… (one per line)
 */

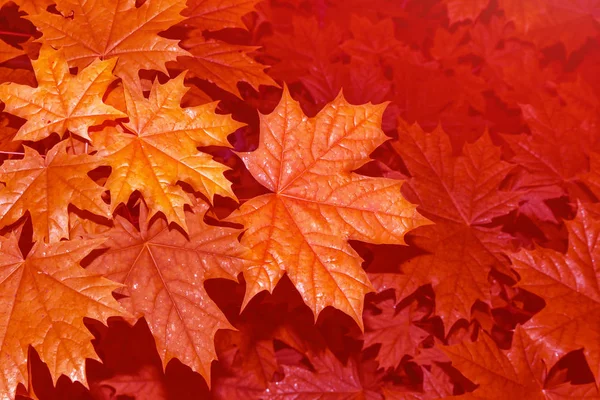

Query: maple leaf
left=387, top=64, right=461, bottom=134
left=0, top=140, right=110, bottom=243
left=169, top=0, right=277, bottom=98
left=0, top=40, right=24, bottom=64
left=29, top=0, right=189, bottom=89
left=420, top=366, right=455, bottom=398
left=8, top=0, right=51, bottom=15
left=363, top=299, right=429, bottom=370
left=392, top=123, right=519, bottom=330
left=556, top=77, right=600, bottom=125
left=0, top=66, right=36, bottom=87
left=430, top=25, right=470, bottom=63
left=0, top=114, right=20, bottom=153
left=464, top=16, right=536, bottom=104
left=182, top=0, right=261, bottom=31
left=401, top=224, right=515, bottom=332
left=340, top=16, right=409, bottom=65
left=97, top=365, right=167, bottom=400
left=86, top=202, right=252, bottom=383
left=338, top=62, right=392, bottom=107
left=176, top=32, right=277, bottom=98
left=0, top=233, right=126, bottom=400
left=367, top=272, right=422, bottom=305
left=0, top=46, right=125, bottom=143
left=264, top=349, right=382, bottom=400
left=214, top=369, right=267, bottom=400
left=261, top=16, right=400, bottom=107
left=213, top=325, right=277, bottom=399
left=582, top=152, right=600, bottom=199
left=503, top=101, right=593, bottom=188
left=91, top=75, right=241, bottom=230
left=218, top=324, right=277, bottom=388
left=509, top=204, right=600, bottom=383
left=227, top=88, right=428, bottom=330
left=261, top=17, right=344, bottom=84
left=442, top=326, right=599, bottom=399
left=499, top=0, right=600, bottom=53
left=499, top=0, right=551, bottom=34
left=501, top=98, right=597, bottom=223
left=443, top=0, right=489, bottom=23
left=381, top=365, right=454, bottom=399
left=1, top=0, right=598, bottom=396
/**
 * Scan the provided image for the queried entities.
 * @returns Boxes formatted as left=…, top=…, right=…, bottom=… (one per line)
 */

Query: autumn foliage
left=0, top=0, right=599, bottom=398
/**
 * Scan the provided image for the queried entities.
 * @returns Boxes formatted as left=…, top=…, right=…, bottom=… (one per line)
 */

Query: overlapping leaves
left=227, top=87, right=429, bottom=329
left=1, top=0, right=600, bottom=398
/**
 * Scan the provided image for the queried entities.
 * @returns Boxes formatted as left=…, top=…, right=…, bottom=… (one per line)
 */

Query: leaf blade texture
left=228, top=87, right=429, bottom=330
left=92, top=75, right=242, bottom=230
left=29, top=0, right=190, bottom=88
left=87, top=202, right=252, bottom=383
left=0, top=46, right=125, bottom=143
left=0, top=141, right=110, bottom=243
left=0, top=234, right=127, bottom=399
left=510, top=204, right=600, bottom=384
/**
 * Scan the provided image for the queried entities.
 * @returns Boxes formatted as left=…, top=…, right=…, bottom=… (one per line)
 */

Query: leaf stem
left=0, top=30, right=31, bottom=38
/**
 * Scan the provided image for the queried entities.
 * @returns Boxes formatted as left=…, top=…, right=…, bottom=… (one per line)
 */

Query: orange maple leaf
left=182, top=0, right=261, bottom=31
left=29, top=0, right=189, bottom=89
left=7, top=0, right=52, bottom=15
left=0, top=46, right=125, bottom=143
left=172, top=0, right=276, bottom=98
left=227, top=88, right=429, bottom=330
left=176, top=33, right=277, bottom=98
left=0, top=40, right=24, bottom=64
left=0, top=234, right=127, bottom=400
left=0, top=140, right=110, bottom=243
left=87, top=202, right=251, bottom=383
left=91, top=75, right=242, bottom=230
left=510, top=204, right=600, bottom=384
left=0, top=114, right=20, bottom=153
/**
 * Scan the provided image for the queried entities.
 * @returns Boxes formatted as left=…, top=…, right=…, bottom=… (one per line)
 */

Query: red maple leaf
left=391, top=122, right=519, bottom=331
left=443, top=326, right=598, bottom=398
left=363, top=298, right=430, bottom=370
left=509, top=204, right=600, bottom=383
left=265, top=349, right=382, bottom=399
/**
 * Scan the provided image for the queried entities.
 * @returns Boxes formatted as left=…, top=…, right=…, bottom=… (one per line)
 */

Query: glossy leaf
left=0, top=234, right=126, bottom=399
left=30, top=0, right=189, bottom=88
left=182, top=0, right=262, bottom=31
left=87, top=202, right=252, bottom=383
left=228, top=87, right=429, bottom=330
left=0, top=46, right=125, bottom=142
left=92, top=75, right=241, bottom=230
left=0, top=141, right=110, bottom=243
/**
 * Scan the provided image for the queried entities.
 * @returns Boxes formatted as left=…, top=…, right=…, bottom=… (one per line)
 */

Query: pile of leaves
left=0, top=0, right=599, bottom=398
